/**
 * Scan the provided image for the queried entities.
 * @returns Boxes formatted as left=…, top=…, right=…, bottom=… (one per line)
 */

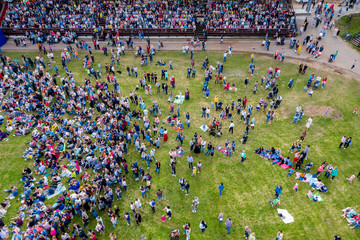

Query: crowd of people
left=0, top=1, right=359, bottom=239
left=2, top=0, right=295, bottom=32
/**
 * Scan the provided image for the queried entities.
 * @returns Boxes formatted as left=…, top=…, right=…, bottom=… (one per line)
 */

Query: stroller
left=303, top=162, right=313, bottom=172
left=269, top=197, right=280, bottom=207
left=170, top=229, right=180, bottom=239
left=216, top=102, right=223, bottom=111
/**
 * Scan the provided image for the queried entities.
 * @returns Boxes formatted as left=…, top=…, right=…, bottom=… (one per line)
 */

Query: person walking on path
left=351, top=60, right=356, bottom=70
left=225, top=218, right=232, bottom=234
left=218, top=183, right=225, bottom=197
left=339, top=136, right=346, bottom=149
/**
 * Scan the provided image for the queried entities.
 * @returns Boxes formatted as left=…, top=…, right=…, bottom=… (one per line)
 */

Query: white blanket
left=46, top=186, right=66, bottom=199
left=277, top=209, right=294, bottom=224
left=200, top=125, right=209, bottom=132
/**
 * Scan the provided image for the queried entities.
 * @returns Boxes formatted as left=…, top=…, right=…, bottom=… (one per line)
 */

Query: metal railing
left=1, top=26, right=292, bottom=37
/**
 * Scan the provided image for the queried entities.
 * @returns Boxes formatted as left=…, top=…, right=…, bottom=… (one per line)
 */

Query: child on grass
left=346, top=175, right=355, bottom=183
left=293, top=183, right=298, bottom=192
left=191, top=167, right=197, bottom=176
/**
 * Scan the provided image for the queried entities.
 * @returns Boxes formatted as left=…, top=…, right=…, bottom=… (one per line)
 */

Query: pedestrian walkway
left=2, top=2, right=360, bottom=78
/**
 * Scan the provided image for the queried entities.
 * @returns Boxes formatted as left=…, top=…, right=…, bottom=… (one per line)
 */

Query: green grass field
left=336, top=13, right=360, bottom=52
left=1, top=49, right=360, bottom=240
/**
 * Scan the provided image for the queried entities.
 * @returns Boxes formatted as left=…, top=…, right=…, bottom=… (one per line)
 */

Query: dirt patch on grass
left=281, top=108, right=291, bottom=118
left=255, top=54, right=359, bottom=80
left=304, top=105, right=343, bottom=120
left=226, top=70, right=246, bottom=77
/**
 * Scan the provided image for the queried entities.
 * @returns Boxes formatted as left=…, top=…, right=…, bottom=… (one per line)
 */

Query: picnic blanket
left=255, top=149, right=293, bottom=169
left=173, top=127, right=183, bottom=132
left=310, top=193, right=324, bottom=202
left=215, top=146, right=231, bottom=155
left=173, top=95, right=185, bottom=104
left=277, top=209, right=294, bottom=224
left=46, top=186, right=66, bottom=199
left=200, top=125, right=209, bottom=132
left=255, top=147, right=328, bottom=196
left=44, top=170, right=50, bottom=177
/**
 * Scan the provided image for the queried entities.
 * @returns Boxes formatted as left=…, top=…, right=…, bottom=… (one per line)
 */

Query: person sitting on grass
left=156, top=60, right=166, bottom=66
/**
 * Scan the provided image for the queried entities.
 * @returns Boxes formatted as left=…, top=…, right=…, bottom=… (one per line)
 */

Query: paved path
left=1, top=2, right=360, bottom=78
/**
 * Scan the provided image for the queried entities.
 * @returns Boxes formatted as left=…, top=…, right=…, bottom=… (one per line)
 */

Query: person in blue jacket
left=275, top=185, right=282, bottom=198
left=218, top=183, right=225, bottom=197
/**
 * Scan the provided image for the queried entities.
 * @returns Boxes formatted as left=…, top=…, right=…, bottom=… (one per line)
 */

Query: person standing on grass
left=187, top=155, right=193, bottom=169
left=184, top=223, right=191, bottom=240
left=135, top=212, right=142, bottom=225
left=156, top=189, right=164, bottom=201
left=339, top=136, right=346, bottom=149
left=241, top=150, right=246, bottom=163
left=276, top=230, right=283, bottom=240
left=244, top=226, right=252, bottom=239
left=249, top=232, right=256, bottom=240
left=165, top=206, right=172, bottom=220
left=293, top=183, right=298, bottom=192
left=306, top=117, right=313, bottom=129
left=155, top=161, right=160, bottom=174
left=199, top=220, right=207, bottom=233
left=185, top=180, right=190, bottom=195
left=149, top=199, right=156, bottom=213
left=229, top=121, right=234, bottom=134
left=302, top=64, right=308, bottom=75
left=330, top=167, right=339, bottom=180
left=225, top=218, right=232, bottom=234
left=124, top=212, right=131, bottom=225
left=304, top=145, right=311, bottom=160
left=344, top=137, right=352, bottom=149
left=197, top=161, right=202, bottom=173
left=177, top=105, right=181, bottom=117
left=275, top=185, right=282, bottom=198
left=109, top=233, right=117, bottom=240
left=179, top=177, right=186, bottom=191
left=218, top=213, right=224, bottom=224
left=324, top=164, right=333, bottom=178
left=218, top=183, right=224, bottom=197
left=242, top=133, right=248, bottom=144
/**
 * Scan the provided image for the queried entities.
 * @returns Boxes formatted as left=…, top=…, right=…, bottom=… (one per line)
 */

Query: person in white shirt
left=306, top=117, right=313, bottom=129
left=229, top=121, right=234, bottom=134
left=135, top=199, right=144, bottom=212
left=276, top=230, right=283, bottom=240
